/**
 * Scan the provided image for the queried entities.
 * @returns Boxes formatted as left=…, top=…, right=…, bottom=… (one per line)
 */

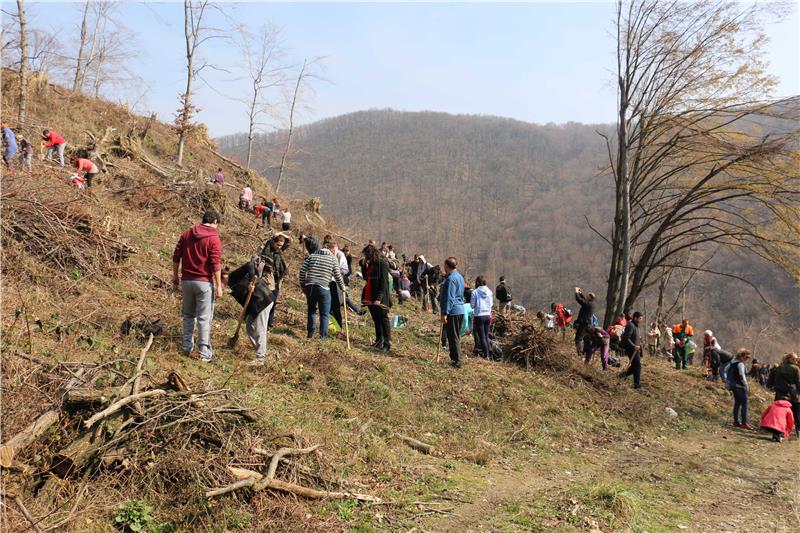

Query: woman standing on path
left=730, top=348, right=753, bottom=430
left=470, top=276, right=493, bottom=358
left=361, top=244, right=393, bottom=353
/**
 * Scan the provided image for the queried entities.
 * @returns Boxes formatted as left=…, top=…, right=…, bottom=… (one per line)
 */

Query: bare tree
left=275, top=57, right=324, bottom=193
left=16, top=0, right=28, bottom=123
left=596, top=0, right=799, bottom=326
left=176, top=0, right=225, bottom=167
left=72, top=1, right=90, bottom=91
left=237, top=23, right=286, bottom=171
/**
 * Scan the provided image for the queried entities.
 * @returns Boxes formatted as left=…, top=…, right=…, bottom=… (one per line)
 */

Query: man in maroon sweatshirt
left=172, top=210, right=223, bottom=362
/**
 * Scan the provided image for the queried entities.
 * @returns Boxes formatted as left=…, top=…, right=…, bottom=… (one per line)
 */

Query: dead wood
left=0, top=410, right=60, bottom=467
left=63, top=388, right=117, bottom=409
left=130, top=333, right=154, bottom=413
left=83, top=389, right=166, bottom=429
left=398, top=435, right=434, bottom=455
left=265, top=445, right=320, bottom=479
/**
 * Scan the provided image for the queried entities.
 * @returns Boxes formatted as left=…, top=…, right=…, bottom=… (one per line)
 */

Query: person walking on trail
left=573, top=287, right=595, bottom=356
left=70, top=156, right=99, bottom=188
left=470, top=276, right=493, bottom=359
left=728, top=348, right=753, bottom=430
left=646, top=321, right=660, bottom=357
left=260, top=232, right=290, bottom=329
left=361, top=244, right=393, bottom=353
left=2, top=122, right=18, bottom=169
left=495, top=277, right=512, bottom=313
left=172, top=210, right=223, bottom=363
left=767, top=352, right=800, bottom=438
left=42, top=129, right=67, bottom=166
left=280, top=208, right=292, bottom=231
left=227, top=256, right=279, bottom=366
left=584, top=326, right=611, bottom=370
left=239, top=185, right=253, bottom=210
left=299, top=235, right=344, bottom=339
left=212, top=168, right=225, bottom=185
left=439, top=257, right=465, bottom=368
left=619, top=311, right=643, bottom=388
left=672, top=319, right=694, bottom=369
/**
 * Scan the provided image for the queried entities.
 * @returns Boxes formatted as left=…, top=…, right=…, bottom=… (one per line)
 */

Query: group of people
left=250, top=196, right=291, bottom=232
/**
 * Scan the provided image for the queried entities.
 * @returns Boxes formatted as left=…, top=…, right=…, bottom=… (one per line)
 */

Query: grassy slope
left=1, top=77, right=797, bottom=533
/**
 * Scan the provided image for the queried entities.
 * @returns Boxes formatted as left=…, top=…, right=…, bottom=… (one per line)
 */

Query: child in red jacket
left=760, top=399, right=795, bottom=442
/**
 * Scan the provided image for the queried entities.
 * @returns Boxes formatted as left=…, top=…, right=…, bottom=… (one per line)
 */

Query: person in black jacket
left=495, top=276, right=512, bottom=313
left=227, top=256, right=279, bottom=366
left=361, top=244, right=393, bottom=353
left=260, top=232, right=290, bottom=328
left=620, top=311, right=643, bottom=388
left=573, top=287, right=595, bottom=356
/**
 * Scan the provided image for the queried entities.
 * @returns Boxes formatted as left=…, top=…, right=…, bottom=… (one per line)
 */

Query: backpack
left=724, top=361, right=741, bottom=390
left=591, top=314, right=599, bottom=327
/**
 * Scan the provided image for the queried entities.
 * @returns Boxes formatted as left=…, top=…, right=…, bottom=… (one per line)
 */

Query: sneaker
left=450, top=360, right=462, bottom=369
left=732, top=422, right=741, bottom=428
left=358, top=308, right=367, bottom=316
left=200, top=356, right=217, bottom=363
left=740, top=423, right=754, bottom=431
left=247, top=358, right=265, bottom=367
left=380, top=344, right=391, bottom=354
left=772, top=433, right=783, bottom=442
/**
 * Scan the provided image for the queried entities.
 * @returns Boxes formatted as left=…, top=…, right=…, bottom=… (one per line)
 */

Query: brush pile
left=1, top=336, right=378, bottom=531
left=0, top=176, right=137, bottom=278
left=491, top=313, right=560, bottom=370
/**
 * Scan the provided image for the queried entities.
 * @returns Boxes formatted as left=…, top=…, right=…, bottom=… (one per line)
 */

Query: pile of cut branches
left=0, top=336, right=378, bottom=531
left=491, top=313, right=559, bottom=370
left=0, top=176, right=137, bottom=277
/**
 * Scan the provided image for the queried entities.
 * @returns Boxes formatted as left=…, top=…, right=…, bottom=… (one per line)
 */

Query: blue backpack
left=591, top=314, right=599, bottom=327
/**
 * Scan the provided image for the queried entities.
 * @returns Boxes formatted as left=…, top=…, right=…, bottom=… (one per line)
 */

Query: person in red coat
left=760, top=399, right=795, bottom=442
left=42, top=129, right=66, bottom=166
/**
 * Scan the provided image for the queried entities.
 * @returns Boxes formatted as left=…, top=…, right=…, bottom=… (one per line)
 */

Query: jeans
left=474, top=315, right=491, bottom=357
left=306, top=285, right=331, bottom=338
left=246, top=302, right=273, bottom=360
left=732, top=386, right=748, bottom=424
left=181, top=280, right=215, bottom=360
left=47, top=143, right=66, bottom=166
left=445, top=314, right=464, bottom=365
left=368, top=305, right=391, bottom=348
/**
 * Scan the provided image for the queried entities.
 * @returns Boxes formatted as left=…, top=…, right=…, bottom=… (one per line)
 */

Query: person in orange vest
left=672, top=318, right=694, bottom=370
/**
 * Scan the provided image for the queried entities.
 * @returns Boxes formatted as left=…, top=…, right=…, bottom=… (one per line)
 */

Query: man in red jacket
left=41, top=129, right=66, bottom=166
left=173, top=210, right=223, bottom=362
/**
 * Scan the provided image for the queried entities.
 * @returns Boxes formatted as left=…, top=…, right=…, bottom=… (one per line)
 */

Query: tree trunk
left=79, top=5, right=102, bottom=91
left=16, top=0, right=28, bottom=123
left=275, top=59, right=306, bottom=193
left=73, top=1, right=90, bottom=91
left=614, top=73, right=630, bottom=318
left=0, top=410, right=59, bottom=467
left=176, top=1, right=194, bottom=167
left=92, top=38, right=105, bottom=98
left=245, top=82, right=258, bottom=171
left=63, top=387, right=117, bottom=409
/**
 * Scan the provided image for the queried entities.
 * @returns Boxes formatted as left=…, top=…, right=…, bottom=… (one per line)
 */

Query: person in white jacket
left=470, top=276, right=494, bottom=359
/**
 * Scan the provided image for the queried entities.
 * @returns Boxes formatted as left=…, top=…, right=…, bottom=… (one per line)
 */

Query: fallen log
left=63, top=388, right=117, bottom=409
left=83, top=389, right=166, bottom=429
left=51, top=413, right=124, bottom=477
left=0, top=410, right=60, bottom=468
left=211, top=149, right=246, bottom=171
left=398, top=435, right=435, bottom=455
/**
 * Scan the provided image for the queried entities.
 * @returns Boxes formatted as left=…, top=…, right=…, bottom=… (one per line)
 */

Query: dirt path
left=425, top=425, right=799, bottom=532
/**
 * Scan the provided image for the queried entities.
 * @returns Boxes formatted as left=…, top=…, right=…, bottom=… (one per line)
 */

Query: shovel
left=228, top=281, right=255, bottom=348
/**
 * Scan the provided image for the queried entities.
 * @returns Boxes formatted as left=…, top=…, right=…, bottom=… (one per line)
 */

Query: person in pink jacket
left=760, top=399, right=795, bottom=442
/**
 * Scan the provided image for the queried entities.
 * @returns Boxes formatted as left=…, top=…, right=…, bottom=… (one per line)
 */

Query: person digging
left=226, top=255, right=279, bottom=366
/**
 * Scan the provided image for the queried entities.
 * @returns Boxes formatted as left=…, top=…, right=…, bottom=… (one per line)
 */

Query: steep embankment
left=1, top=78, right=797, bottom=533
left=219, top=109, right=800, bottom=358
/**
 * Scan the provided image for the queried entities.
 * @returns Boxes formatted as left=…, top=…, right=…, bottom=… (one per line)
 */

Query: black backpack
left=229, top=258, right=276, bottom=318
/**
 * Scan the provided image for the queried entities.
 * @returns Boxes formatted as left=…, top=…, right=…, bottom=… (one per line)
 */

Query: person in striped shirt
left=299, top=235, right=345, bottom=339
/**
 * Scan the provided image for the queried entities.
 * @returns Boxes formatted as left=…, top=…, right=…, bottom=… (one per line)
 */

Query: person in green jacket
left=767, top=352, right=800, bottom=438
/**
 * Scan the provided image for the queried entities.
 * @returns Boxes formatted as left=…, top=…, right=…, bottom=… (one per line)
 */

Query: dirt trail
left=426, top=425, right=799, bottom=532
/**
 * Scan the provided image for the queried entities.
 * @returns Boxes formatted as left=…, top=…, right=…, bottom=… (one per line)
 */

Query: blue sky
left=23, top=1, right=800, bottom=137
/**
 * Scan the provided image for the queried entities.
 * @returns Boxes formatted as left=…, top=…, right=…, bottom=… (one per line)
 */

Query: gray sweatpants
left=181, top=280, right=215, bottom=360
left=47, top=143, right=66, bottom=166
left=246, top=302, right=273, bottom=360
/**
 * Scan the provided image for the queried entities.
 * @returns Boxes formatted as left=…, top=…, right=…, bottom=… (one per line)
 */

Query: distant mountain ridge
left=218, top=109, right=799, bottom=356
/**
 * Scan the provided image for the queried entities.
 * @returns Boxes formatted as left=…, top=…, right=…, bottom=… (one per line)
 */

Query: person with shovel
left=226, top=255, right=279, bottom=366
left=172, top=210, right=223, bottom=363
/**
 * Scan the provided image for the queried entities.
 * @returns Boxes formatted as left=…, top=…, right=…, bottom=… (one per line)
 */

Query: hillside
left=2, top=78, right=799, bottom=533
left=219, top=110, right=800, bottom=358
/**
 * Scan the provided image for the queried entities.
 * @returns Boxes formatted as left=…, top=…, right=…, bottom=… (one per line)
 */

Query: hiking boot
left=450, top=360, right=462, bottom=369
left=380, top=344, right=391, bottom=354
left=247, top=358, right=265, bottom=367
left=772, top=433, right=783, bottom=443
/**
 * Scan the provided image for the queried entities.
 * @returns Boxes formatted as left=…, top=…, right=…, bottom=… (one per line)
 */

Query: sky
left=19, top=1, right=800, bottom=137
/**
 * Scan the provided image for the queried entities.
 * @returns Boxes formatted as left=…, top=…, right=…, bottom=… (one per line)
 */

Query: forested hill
left=218, top=109, right=799, bottom=356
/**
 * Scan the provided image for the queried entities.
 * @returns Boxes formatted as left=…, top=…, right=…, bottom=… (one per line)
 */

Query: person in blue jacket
left=439, top=257, right=465, bottom=368
left=2, top=122, right=18, bottom=169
